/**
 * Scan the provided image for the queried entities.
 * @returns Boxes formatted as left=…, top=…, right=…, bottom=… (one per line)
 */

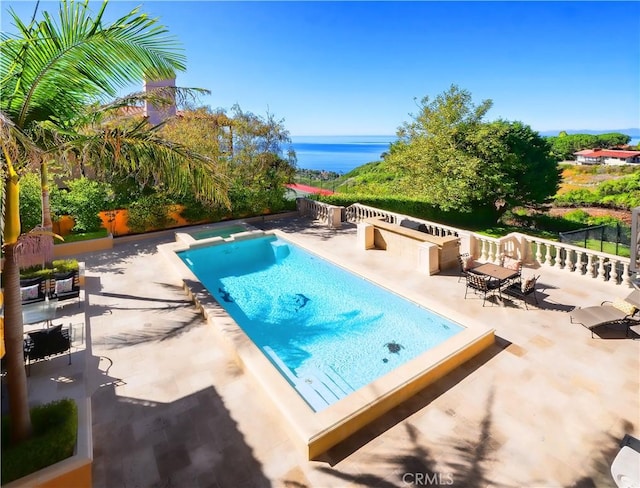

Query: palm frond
left=1, top=0, right=186, bottom=130
left=47, top=119, right=230, bottom=208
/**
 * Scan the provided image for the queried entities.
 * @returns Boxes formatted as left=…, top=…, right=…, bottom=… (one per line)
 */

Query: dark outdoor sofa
left=50, top=270, right=81, bottom=306
left=19, top=276, right=48, bottom=306
left=24, top=324, right=71, bottom=376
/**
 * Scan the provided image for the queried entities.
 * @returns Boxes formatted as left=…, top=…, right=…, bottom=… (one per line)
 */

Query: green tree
left=161, top=105, right=296, bottom=215
left=1, top=0, right=228, bottom=445
left=596, top=132, right=631, bottom=148
left=383, top=85, right=559, bottom=217
left=17, top=173, right=42, bottom=232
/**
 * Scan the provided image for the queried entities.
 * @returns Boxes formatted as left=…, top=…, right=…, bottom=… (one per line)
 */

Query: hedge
left=1, top=398, right=78, bottom=483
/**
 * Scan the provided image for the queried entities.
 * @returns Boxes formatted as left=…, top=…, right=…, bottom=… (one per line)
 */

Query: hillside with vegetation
left=296, top=89, right=638, bottom=236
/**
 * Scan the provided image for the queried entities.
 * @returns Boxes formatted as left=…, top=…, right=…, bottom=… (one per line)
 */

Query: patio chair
left=503, top=275, right=540, bottom=310
left=19, top=276, right=47, bottom=306
left=570, top=290, right=640, bottom=338
left=500, top=254, right=523, bottom=287
left=24, top=324, right=71, bottom=376
left=611, top=434, right=640, bottom=488
left=464, top=272, right=501, bottom=306
left=50, top=270, right=81, bottom=307
left=457, top=252, right=479, bottom=283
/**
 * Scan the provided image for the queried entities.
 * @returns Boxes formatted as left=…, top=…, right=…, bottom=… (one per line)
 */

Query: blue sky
left=2, top=1, right=639, bottom=136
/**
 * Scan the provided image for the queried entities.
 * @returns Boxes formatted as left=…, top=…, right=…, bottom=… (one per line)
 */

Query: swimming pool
left=160, top=225, right=494, bottom=459
left=178, top=235, right=463, bottom=412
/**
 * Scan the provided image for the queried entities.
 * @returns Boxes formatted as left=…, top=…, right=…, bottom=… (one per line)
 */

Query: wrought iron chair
left=503, top=275, right=540, bottom=310
left=464, top=272, right=501, bottom=306
left=457, top=253, right=480, bottom=283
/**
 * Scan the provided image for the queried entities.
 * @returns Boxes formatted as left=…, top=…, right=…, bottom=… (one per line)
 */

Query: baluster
left=622, top=262, right=632, bottom=286
left=489, top=243, right=497, bottom=263
left=611, top=259, right=621, bottom=285
left=586, top=254, right=595, bottom=277
left=480, top=239, right=488, bottom=262
left=568, top=249, right=576, bottom=272
left=576, top=251, right=585, bottom=274
left=554, top=245, right=564, bottom=269
left=544, top=244, right=553, bottom=266
left=598, top=257, right=608, bottom=282
left=534, top=241, right=543, bottom=265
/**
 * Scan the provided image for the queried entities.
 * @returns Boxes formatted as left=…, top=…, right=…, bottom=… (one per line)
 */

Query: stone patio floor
left=24, top=216, right=640, bottom=487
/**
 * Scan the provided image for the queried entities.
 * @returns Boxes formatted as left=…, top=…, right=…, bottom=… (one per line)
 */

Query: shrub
left=20, top=259, right=79, bottom=279
left=62, top=178, right=111, bottom=232
left=126, top=192, right=176, bottom=233
left=1, top=399, right=78, bottom=483
left=563, top=209, right=591, bottom=224
left=319, top=194, right=499, bottom=228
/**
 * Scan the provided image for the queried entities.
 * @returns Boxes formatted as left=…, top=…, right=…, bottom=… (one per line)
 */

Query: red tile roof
left=575, top=149, right=640, bottom=158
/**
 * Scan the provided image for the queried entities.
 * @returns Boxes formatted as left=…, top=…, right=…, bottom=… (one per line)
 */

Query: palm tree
left=1, top=0, right=228, bottom=445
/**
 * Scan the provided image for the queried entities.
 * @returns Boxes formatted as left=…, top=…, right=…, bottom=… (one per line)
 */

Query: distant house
left=574, top=149, right=640, bottom=165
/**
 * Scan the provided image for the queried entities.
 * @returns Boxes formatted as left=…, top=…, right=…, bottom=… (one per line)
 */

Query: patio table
left=471, top=263, right=520, bottom=284
left=22, top=298, right=58, bottom=327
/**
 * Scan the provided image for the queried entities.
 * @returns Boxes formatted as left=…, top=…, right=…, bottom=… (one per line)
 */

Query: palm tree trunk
left=40, top=159, right=54, bottom=267
left=3, top=243, right=32, bottom=444
left=3, top=166, right=32, bottom=444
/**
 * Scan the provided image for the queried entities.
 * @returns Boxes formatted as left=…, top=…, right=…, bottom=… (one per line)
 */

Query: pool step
left=263, top=346, right=354, bottom=412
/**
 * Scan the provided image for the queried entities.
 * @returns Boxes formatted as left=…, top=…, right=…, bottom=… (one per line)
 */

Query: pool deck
left=20, top=216, right=640, bottom=487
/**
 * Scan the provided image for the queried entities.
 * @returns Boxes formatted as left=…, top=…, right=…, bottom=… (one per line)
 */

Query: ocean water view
left=289, top=135, right=395, bottom=173
left=289, top=135, right=640, bottom=174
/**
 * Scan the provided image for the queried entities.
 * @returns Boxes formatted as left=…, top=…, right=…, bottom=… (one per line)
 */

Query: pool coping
left=158, top=228, right=495, bottom=460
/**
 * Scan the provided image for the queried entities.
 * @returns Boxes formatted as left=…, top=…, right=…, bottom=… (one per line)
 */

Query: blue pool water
left=178, top=235, right=463, bottom=411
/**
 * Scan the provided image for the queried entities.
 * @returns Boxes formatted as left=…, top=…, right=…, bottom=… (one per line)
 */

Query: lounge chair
left=570, top=290, right=640, bottom=338
left=611, top=434, right=640, bottom=488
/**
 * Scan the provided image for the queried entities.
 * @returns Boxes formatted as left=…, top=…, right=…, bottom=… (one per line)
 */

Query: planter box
left=4, top=398, right=92, bottom=488
left=54, top=235, right=113, bottom=258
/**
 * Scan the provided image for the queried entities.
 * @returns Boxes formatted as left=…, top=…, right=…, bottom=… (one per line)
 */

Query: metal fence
left=559, top=224, right=632, bottom=257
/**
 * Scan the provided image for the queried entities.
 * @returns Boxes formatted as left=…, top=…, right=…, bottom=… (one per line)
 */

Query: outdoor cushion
left=55, top=278, right=74, bottom=294
left=612, top=297, right=637, bottom=316
left=21, top=285, right=40, bottom=302
left=521, top=276, right=536, bottom=293
left=400, top=219, right=428, bottom=233
left=504, top=257, right=522, bottom=271
left=463, top=256, right=477, bottom=271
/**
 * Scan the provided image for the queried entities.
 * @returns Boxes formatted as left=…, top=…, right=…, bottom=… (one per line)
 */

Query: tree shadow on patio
left=314, top=388, right=510, bottom=488
left=85, top=278, right=206, bottom=348
left=91, top=381, right=271, bottom=487
left=565, top=420, right=635, bottom=488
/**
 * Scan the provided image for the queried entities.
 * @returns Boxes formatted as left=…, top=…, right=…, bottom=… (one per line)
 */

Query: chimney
left=143, top=77, right=177, bottom=125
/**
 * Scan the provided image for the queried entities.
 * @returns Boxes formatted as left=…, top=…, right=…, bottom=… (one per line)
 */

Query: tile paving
left=22, top=216, right=640, bottom=487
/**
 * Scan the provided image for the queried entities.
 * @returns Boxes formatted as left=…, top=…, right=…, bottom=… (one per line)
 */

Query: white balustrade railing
left=523, top=235, right=631, bottom=285
left=344, top=203, right=398, bottom=224
left=298, top=199, right=632, bottom=286
left=296, top=198, right=342, bottom=228
left=469, top=234, right=502, bottom=263
left=296, top=198, right=330, bottom=223
left=344, top=203, right=460, bottom=237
